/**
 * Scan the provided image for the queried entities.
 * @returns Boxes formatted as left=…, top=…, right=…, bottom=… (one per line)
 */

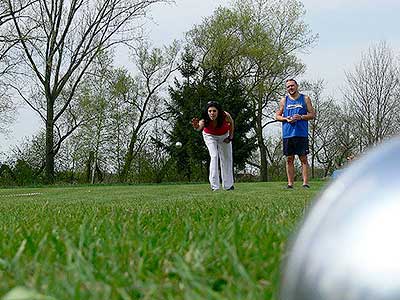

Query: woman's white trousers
left=202, top=131, right=234, bottom=190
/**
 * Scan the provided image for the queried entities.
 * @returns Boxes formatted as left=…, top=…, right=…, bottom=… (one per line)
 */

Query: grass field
left=0, top=181, right=326, bottom=300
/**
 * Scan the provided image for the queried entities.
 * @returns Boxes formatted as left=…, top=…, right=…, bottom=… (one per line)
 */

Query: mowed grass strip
left=0, top=181, right=326, bottom=300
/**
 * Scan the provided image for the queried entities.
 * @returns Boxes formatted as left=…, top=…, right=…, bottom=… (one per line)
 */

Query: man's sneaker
left=286, top=185, right=294, bottom=189
left=302, top=184, right=310, bottom=189
left=226, top=186, right=235, bottom=191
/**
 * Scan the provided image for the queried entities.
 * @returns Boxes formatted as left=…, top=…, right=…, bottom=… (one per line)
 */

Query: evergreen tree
left=167, top=49, right=256, bottom=182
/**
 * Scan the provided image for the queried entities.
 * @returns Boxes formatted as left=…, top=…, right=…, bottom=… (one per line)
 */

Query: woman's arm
left=224, top=111, right=234, bottom=143
left=191, top=117, right=205, bottom=131
left=226, top=112, right=234, bottom=140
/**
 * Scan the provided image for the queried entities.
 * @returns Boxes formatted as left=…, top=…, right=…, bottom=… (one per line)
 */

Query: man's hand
left=292, top=114, right=302, bottom=121
left=286, top=116, right=295, bottom=123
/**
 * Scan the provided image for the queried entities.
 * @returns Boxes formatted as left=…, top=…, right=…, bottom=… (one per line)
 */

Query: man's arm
left=302, top=95, right=315, bottom=121
left=275, top=97, right=293, bottom=122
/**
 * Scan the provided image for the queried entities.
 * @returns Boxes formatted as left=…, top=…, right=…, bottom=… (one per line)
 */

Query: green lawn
left=0, top=181, right=327, bottom=300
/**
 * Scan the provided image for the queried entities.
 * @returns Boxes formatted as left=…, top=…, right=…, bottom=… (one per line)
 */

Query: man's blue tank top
left=282, top=94, right=308, bottom=138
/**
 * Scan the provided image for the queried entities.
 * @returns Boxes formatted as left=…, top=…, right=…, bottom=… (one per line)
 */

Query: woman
left=191, top=101, right=235, bottom=191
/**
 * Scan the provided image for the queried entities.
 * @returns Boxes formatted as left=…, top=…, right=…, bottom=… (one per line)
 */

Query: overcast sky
left=1, top=0, right=400, bottom=154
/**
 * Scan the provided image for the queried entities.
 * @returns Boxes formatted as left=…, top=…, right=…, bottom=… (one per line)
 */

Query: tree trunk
left=91, top=160, right=97, bottom=184
left=86, top=151, right=94, bottom=183
left=311, top=153, right=315, bottom=178
left=45, top=104, right=55, bottom=184
left=121, top=131, right=138, bottom=181
left=258, top=139, right=268, bottom=182
left=310, top=130, right=316, bottom=179
left=255, top=102, right=268, bottom=182
left=91, top=125, right=102, bottom=184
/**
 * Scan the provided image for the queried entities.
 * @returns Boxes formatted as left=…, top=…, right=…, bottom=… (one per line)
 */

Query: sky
left=1, top=0, right=400, bottom=154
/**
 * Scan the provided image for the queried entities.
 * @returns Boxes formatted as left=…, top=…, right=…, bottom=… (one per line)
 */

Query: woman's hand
left=192, top=118, right=204, bottom=131
left=191, top=117, right=200, bottom=129
left=223, top=136, right=233, bottom=143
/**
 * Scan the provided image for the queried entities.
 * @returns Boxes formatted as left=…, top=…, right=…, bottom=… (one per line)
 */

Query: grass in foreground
left=0, top=181, right=326, bottom=300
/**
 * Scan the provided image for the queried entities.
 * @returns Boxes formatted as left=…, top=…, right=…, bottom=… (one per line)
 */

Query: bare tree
left=0, top=1, right=34, bottom=133
left=0, top=89, right=15, bottom=133
left=301, top=79, right=325, bottom=178
left=54, top=41, right=179, bottom=184
left=120, top=40, right=180, bottom=181
left=344, top=41, right=400, bottom=149
left=301, top=80, right=359, bottom=177
left=0, top=0, right=30, bottom=74
left=5, top=0, right=172, bottom=183
left=312, top=101, right=353, bottom=177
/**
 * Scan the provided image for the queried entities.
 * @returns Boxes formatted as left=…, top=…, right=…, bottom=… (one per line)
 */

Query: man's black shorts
left=283, top=137, right=309, bottom=156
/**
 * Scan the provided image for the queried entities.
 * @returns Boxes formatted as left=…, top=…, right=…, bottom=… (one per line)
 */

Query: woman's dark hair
left=202, top=101, right=225, bottom=128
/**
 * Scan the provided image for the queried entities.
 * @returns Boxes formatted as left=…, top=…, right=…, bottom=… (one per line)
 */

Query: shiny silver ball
left=175, top=141, right=182, bottom=148
left=281, top=137, right=400, bottom=300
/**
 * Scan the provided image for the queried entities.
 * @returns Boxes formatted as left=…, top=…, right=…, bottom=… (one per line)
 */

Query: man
left=275, top=79, right=315, bottom=189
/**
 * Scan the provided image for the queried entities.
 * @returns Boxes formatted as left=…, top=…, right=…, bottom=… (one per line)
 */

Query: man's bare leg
left=299, top=155, right=309, bottom=186
left=286, top=155, right=295, bottom=187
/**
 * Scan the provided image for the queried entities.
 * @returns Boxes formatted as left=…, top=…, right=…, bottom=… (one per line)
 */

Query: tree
left=106, top=68, right=136, bottom=176
left=185, top=0, right=317, bottom=180
left=120, top=40, right=180, bottom=181
left=312, top=99, right=344, bottom=177
left=235, top=0, right=317, bottom=181
left=0, top=1, right=28, bottom=133
left=168, top=48, right=256, bottom=182
left=167, top=50, right=209, bottom=181
left=344, top=41, right=400, bottom=149
left=55, top=53, right=136, bottom=183
left=54, top=42, right=179, bottom=184
left=71, top=51, right=116, bottom=184
left=5, top=0, right=172, bottom=183
left=0, top=91, right=15, bottom=133
left=301, top=80, right=360, bottom=177
left=7, top=131, right=46, bottom=182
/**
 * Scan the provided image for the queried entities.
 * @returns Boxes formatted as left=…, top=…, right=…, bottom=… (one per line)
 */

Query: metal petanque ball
left=175, top=141, right=182, bottom=148
left=281, top=137, right=400, bottom=300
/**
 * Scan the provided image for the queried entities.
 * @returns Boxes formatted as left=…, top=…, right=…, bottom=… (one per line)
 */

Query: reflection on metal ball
left=281, top=137, right=400, bottom=300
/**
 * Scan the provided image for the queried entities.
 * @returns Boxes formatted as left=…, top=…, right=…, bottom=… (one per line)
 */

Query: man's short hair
left=286, top=78, right=298, bottom=85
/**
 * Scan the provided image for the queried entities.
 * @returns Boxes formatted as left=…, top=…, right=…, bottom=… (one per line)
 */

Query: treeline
left=0, top=0, right=399, bottom=186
